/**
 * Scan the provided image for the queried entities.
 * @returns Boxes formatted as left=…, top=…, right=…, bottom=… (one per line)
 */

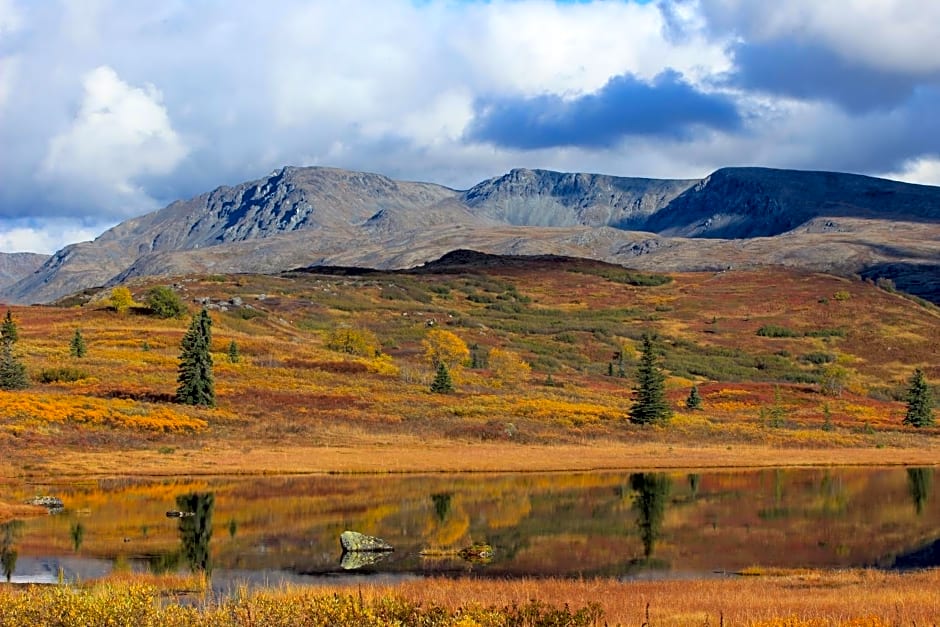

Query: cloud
left=0, top=0, right=939, bottom=255
left=699, top=1, right=940, bottom=75
left=466, top=70, right=741, bottom=150
left=0, top=218, right=112, bottom=254
left=729, top=40, right=932, bottom=113
left=700, top=1, right=940, bottom=113
left=884, top=157, right=940, bottom=187
left=39, top=65, right=188, bottom=215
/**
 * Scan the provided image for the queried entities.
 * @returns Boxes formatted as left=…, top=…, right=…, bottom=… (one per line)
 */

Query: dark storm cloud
left=730, top=40, right=936, bottom=113
left=465, top=70, right=741, bottom=150
left=810, top=86, right=940, bottom=174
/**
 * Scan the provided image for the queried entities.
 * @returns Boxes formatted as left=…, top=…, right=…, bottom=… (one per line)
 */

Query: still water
left=2, top=467, right=938, bottom=589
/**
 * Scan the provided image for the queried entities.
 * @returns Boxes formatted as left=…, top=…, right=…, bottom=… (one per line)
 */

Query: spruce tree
left=177, top=309, right=215, bottom=407
left=430, top=361, right=454, bottom=394
left=0, top=310, right=17, bottom=345
left=903, top=368, right=935, bottom=428
left=70, top=329, right=87, bottom=358
left=629, top=334, right=672, bottom=424
left=685, top=384, right=702, bottom=410
left=0, top=341, right=28, bottom=390
left=227, top=340, right=240, bottom=364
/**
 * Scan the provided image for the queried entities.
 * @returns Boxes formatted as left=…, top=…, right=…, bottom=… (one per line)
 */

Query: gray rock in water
left=28, top=496, right=64, bottom=509
left=165, top=510, right=195, bottom=518
left=340, top=550, right=392, bottom=570
left=340, top=530, right=393, bottom=552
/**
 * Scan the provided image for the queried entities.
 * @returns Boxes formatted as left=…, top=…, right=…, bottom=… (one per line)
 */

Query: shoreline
left=5, top=440, right=939, bottom=479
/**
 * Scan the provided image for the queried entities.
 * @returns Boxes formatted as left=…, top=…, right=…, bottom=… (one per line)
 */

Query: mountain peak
left=2, top=164, right=938, bottom=305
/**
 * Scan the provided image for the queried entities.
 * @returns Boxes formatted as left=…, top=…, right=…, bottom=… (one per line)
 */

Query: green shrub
left=801, top=351, right=836, bottom=365
left=756, top=325, right=800, bottom=338
left=146, top=286, right=187, bottom=319
left=38, top=366, right=88, bottom=383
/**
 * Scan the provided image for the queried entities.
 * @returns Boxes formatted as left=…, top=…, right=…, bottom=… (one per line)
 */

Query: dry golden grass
left=1, top=570, right=936, bottom=625
left=32, top=439, right=940, bottom=477
left=321, top=569, right=940, bottom=625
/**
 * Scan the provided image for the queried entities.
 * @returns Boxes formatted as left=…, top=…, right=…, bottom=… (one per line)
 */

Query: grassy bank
left=18, top=439, right=940, bottom=478
left=1, top=569, right=938, bottom=625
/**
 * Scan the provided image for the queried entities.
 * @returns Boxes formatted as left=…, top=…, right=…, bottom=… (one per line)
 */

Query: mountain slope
left=0, top=252, right=48, bottom=292
left=646, top=167, right=940, bottom=238
left=462, top=168, right=696, bottom=228
left=3, top=165, right=940, bottom=304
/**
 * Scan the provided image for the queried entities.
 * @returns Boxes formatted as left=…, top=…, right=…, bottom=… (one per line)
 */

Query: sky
left=1, top=0, right=940, bottom=254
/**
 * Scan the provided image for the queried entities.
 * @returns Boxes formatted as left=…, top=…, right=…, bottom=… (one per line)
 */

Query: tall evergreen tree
left=629, top=334, right=672, bottom=424
left=430, top=361, right=454, bottom=394
left=177, top=309, right=215, bottom=407
left=70, top=328, right=87, bottom=358
left=0, top=310, right=17, bottom=345
left=903, top=368, right=935, bottom=428
left=0, top=341, right=28, bottom=390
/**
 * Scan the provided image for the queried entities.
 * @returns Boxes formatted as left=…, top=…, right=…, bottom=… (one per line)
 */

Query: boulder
left=458, top=543, right=494, bottom=563
left=27, top=496, right=63, bottom=510
left=339, top=530, right=393, bottom=552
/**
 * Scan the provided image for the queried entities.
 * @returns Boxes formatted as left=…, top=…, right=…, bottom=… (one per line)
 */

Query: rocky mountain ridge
left=2, top=165, right=939, bottom=304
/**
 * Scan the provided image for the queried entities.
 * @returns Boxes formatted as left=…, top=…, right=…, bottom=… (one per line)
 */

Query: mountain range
left=2, top=165, right=939, bottom=304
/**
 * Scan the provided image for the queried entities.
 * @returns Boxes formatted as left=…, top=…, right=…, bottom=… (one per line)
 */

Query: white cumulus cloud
left=0, top=218, right=113, bottom=254
left=39, top=65, right=188, bottom=215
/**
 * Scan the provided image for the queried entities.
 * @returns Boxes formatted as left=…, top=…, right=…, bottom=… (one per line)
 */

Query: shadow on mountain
left=860, top=262, right=940, bottom=304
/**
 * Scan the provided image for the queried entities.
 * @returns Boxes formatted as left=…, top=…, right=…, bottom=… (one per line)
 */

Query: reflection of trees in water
left=70, top=521, right=85, bottom=551
left=907, top=468, right=933, bottom=515
left=176, top=492, right=214, bottom=574
left=817, top=471, right=848, bottom=516
left=431, top=492, right=452, bottom=522
left=630, top=473, right=671, bottom=559
left=687, top=474, right=700, bottom=499
left=1, top=520, right=24, bottom=582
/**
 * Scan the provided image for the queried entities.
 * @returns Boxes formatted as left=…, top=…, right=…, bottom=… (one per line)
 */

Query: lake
left=2, top=467, right=938, bottom=590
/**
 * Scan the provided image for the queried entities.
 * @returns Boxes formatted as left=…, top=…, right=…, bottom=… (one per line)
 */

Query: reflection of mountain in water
left=889, top=537, right=940, bottom=569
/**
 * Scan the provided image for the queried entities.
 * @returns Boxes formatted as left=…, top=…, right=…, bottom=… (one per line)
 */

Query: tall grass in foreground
left=1, top=569, right=939, bottom=626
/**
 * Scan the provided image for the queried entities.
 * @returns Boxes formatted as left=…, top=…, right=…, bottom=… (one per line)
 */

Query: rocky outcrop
left=339, top=530, right=393, bottom=552
left=462, top=168, right=695, bottom=228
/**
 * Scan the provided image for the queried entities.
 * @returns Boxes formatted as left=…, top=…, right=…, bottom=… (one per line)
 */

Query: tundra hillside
left=0, top=255, right=938, bottom=477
